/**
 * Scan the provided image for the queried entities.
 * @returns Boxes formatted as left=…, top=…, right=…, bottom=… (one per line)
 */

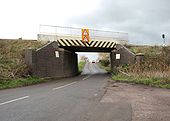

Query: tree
left=98, top=53, right=110, bottom=67
left=80, top=56, right=89, bottom=62
left=98, top=53, right=110, bottom=60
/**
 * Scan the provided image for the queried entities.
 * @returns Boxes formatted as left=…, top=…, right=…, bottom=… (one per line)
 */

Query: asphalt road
left=0, top=63, right=132, bottom=121
left=81, top=62, right=107, bottom=75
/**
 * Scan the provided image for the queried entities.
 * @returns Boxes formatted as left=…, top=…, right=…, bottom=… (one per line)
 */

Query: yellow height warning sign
left=82, top=29, right=90, bottom=43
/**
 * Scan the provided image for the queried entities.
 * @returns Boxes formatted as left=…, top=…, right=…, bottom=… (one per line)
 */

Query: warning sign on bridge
left=82, top=29, right=90, bottom=43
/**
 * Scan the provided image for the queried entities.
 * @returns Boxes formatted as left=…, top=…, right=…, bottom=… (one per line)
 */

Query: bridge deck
left=38, top=34, right=127, bottom=51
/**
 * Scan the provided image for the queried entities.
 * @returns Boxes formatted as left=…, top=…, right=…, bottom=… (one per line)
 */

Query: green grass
left=0, top=40, right=50, bottom=90
left=0, top=77, right=45, bottom=90
left=112, top=74, right=170, bottom=89
left=78, top=61, right=86, bottom=72
left=97, top=63, right=111, bottom=72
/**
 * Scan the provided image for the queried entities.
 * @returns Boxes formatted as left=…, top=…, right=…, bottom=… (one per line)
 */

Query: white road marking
left=0, top=96, right=29, bottom=106
left=82, top=75, right=92, bottom=80
left=53, top=81, right=77, bottom=90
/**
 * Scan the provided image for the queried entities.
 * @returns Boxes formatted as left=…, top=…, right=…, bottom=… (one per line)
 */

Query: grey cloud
left=67, top=0, right=170, bottom=45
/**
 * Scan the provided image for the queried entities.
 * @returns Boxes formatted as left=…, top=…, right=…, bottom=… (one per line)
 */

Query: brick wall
left=110, top=44, right=136, bottom=69
left=25, top=41, right=78, bottom=78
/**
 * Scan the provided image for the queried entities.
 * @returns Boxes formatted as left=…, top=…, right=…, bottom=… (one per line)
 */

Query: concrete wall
left=110, top=44, right=136, bottom=69
left=25, top=41, right=78, bottom=78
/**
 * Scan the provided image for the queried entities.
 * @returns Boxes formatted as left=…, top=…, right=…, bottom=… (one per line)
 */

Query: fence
left=38, top=25, right=128, bottom=43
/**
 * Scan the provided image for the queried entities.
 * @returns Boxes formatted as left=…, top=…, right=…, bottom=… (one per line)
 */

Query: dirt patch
left=101, top=82, right=170, bottom=121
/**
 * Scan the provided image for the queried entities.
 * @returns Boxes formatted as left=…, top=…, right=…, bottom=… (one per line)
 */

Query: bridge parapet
left=38, top=25, right=128, bottom=49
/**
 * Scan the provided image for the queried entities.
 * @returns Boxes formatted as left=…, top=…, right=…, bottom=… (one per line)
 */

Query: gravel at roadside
left=101, top=81, right=170, bottom=121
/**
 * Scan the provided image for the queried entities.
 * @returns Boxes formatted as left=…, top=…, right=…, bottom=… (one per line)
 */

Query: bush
left=78, top=61, right=86, bottom=72
left=112, top=46, right=170, bottom=88
left=99, top=59, right=110, bottom=67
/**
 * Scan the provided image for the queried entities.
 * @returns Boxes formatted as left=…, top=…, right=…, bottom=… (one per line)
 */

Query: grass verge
left=97, top=63, right=111, bottom=73
left=0, top=77, right=45, bottom=90
left=112, top=73, right=170, bottom=89
left=78, top=61, right=86, bottom=72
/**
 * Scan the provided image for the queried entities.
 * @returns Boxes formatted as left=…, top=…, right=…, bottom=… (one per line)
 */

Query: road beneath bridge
left=0, top=63, right=169, bottom=121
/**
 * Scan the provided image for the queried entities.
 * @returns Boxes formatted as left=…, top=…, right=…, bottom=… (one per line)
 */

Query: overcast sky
left=67, top=0, right=170, bottom=45
left=0, top=0, right=170, bottom=60
left=0, top=0, right=170, bottom=45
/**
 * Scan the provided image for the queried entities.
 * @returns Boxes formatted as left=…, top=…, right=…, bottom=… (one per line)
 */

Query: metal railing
left=39, top=25, right=128, bottom=42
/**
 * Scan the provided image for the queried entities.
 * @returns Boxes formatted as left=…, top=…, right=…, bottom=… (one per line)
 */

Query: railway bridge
left=25, top=25, right=135, bottom=78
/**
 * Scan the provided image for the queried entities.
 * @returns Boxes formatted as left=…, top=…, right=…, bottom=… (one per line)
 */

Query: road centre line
left=53, top=81, right=77, bottom=90
left=82, top=75, right=92, bottom=80
left=0, top=96, right=29, bottom=106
